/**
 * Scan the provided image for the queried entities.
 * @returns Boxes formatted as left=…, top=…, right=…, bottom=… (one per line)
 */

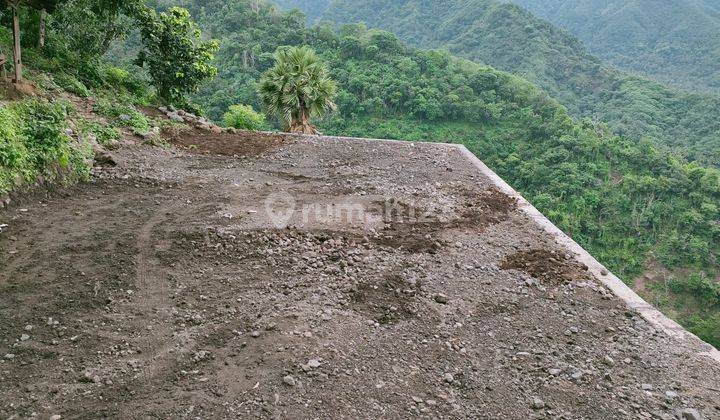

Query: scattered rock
left=307, top=359, right=321, bottom=369
left=531, top=397, right=545, bottom=410
left=434, top=293, right=449, bottom=304
left=681, top=408, right=702, bottom=420
left=443, top=373, right=454, bottom=383
left=283, top=375, right=296, bottom=387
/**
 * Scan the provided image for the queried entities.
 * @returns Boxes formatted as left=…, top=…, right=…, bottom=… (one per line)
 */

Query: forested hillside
left=126, top=0, right=720, bottom=345
left=320, top=0, right=720, bottom=167
left=508, top=0, right=720, bottom=93
left=273, top=0, right=330, bottom=21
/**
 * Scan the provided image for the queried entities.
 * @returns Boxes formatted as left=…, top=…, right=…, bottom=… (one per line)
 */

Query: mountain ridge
left=318, top=0, right=720, bottom=167
left=507, top=0, right=720, bottom=93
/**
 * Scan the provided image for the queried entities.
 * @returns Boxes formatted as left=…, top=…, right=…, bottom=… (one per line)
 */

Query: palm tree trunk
left=290, top=108, right=319, bottom=134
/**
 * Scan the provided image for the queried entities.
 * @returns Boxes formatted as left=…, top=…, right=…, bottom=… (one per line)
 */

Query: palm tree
left=258, top=46, right=337, bottom=134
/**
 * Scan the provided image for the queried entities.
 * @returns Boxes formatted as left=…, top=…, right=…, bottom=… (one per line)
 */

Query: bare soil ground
left=1, top=126, right=719, bottom=419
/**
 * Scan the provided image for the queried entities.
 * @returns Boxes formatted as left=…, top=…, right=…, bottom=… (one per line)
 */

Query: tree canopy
left=258, top=46, right=337, bottom=134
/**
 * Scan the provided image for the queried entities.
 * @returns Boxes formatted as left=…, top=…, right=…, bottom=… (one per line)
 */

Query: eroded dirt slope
left=1, top=129, right=719, bottom=419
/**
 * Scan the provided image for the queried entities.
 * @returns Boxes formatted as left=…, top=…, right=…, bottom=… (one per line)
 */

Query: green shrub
left=80, top=120, right=121, bottom=147
left=669, top=273, right=720, bottom=307
left=93, top=96, right=150, bottom=134
left=0, top=99, right=91, bottom=196
left=686, top=314, right=720, bottom=349
left=102, top=66, right=148, bottom=99
left=18, top=99, right=73, bottom=167
left=223, top=104, right=265, bottom=130
left=54, top=73, right=91, bottom=98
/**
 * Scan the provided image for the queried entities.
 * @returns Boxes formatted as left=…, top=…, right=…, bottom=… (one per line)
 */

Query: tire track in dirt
left=133, top=201, right=184, bottom=381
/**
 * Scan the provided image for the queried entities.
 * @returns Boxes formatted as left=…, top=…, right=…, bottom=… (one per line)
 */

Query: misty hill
left=508, top=0, right=720, bottom=93
left=320, top=0, right=720, bottom=167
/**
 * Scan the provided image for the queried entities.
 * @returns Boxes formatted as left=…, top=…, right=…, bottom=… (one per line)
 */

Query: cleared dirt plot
left=1, top=131, right=719, bottom=419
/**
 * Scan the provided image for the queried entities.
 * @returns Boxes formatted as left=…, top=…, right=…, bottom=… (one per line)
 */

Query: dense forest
left=509, top=0, right=720, bottom=93
left=273, top=0, right=330, bottom=21
left=320, top=0, right=720, bottom=167
left=120, top=0, right=720, bottom=345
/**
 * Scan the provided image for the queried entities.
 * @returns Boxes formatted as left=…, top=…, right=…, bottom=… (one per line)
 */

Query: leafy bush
left=103, top=66, right=149, bottom=98
left=80, top=120, right=121, bottom=147
left=93, top=96, right=150, bottom=133
left=0, top=99, right=91, bottom=196
left=686, top=314, right=720, bottom=349
left=54, top=73, right=91, bottom=98
left=222, top=104, right=265, bottom=130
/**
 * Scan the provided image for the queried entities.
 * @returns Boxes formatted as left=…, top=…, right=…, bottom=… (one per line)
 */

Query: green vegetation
left=259, top=46, right=337, bottom=133
left=223, top=104, right=265, bottom=130
left=510, top=0, right=720, bottom=94
left=0, top=98, right=91, bottom=196
left=135, top=7, right=219, bottom=105
left=273, top=0, right=330, bottom=22
left=320, top=0, right=720, bottom=167
left=0, top=0, right=213, bottom=198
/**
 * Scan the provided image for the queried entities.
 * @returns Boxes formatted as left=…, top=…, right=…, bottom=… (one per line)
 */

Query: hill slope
left=321, top=0, right=720, bottom=167
left=508, top=0, right=720, bottom=93
left=272, top=0, right=331, bottom=21
left=135, top=0, right=720, bottom=346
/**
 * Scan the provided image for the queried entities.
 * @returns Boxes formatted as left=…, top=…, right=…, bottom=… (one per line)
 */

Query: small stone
left=443, top=373, right=454, bottom=383
left=250, top=331, right=261, bottom=338
left=24, top=325, right=33, bottom=332
left=4, top=353, right=15, bottom=360
left=665, top=390, right=679, bottom=401
left=603, top=356, right=615, bottom=366
left=20, top=334, right=30, bottom=341
left=307, top=359, right=321, bottom=369
left=681, top=408, right=701, bottom=420
left=571, top=371, right=584, bottom=380
left=600, top=269, right=609, bottom=276
left=283, top=375, right=296, bottom=386
left=531, top=397, right=545, bottom=409
left=434, top=293, right=449, bottom=304
left=641, top=383, right=653, bottom=391
left=548, top=368, right=562, bottom=376
left=49, top=416, right=61, bottom=420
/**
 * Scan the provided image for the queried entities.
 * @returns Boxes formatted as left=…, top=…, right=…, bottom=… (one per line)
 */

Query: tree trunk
left=39, top=9, right=46, bottom=49
left=11, top=5, right=22, bottom=83
left=289, top=109, right=320, bottom=135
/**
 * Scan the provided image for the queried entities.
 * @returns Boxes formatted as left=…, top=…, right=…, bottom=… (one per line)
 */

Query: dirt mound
left=500, top=249, right=591, bottom=284
left=164, top=126, right=292, bottom=157
left=370, top=188, right=518, bottom=253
